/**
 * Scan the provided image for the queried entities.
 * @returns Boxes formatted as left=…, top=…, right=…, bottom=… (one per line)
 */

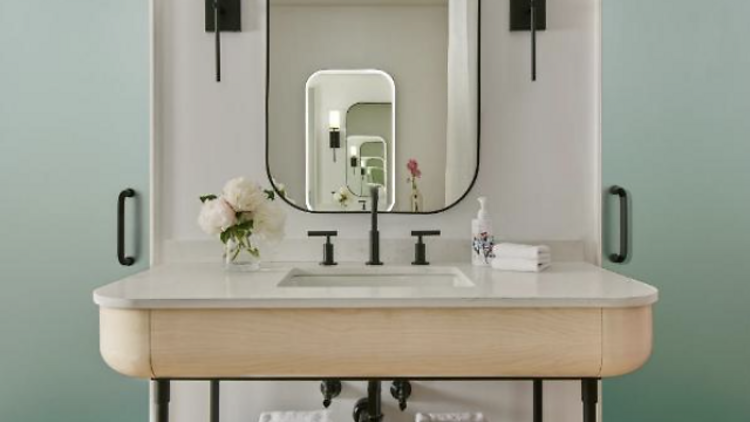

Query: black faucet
left=366, top=186, right=383, bottom=265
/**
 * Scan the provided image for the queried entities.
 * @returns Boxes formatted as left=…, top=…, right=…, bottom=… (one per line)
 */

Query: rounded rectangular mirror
left=267, top=0, right=480, bottom=213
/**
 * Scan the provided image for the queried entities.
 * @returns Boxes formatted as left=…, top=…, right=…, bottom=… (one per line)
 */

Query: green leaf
left=200, top=194, right=217, bottom=203
left=236, top=220, right=254, bottom=232
left=264, top=189, right=276, bottom=200
left=220, top=230, right=231, bottom=244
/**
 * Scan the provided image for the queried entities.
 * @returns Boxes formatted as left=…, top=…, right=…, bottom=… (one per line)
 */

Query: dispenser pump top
left=477, top=197, right=488, bottom=220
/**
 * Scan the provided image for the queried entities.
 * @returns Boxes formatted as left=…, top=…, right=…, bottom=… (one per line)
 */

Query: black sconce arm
left=510, top=0, right=546, bottom=81
left=205, top=0, right=241, bottom=83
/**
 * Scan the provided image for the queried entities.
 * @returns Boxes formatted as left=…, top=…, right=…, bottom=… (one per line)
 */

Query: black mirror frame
left=265, top=0, right=481, bottom=215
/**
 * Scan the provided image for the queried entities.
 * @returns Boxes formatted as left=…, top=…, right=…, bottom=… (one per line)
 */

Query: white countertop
left=93, top=262, right=658, bottom=309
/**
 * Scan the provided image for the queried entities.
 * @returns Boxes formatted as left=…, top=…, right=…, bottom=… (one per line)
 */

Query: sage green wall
left=603, top=0, right=750, bottom=420
left=0, top=0, right=150, bottom=421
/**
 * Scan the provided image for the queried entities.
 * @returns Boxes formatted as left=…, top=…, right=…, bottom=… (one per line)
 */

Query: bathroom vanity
left=95, top=262, right=657, bottom=422
left=93, top=0, right=657, bottom=421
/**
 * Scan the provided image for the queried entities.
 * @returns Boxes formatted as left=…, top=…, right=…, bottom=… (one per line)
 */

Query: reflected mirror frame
left=264, top=0, right=482, bottom=215
left=345, top=102, right=392, bottom=202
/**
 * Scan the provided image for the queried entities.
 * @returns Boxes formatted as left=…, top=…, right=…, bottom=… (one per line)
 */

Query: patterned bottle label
left=472, top=231, right=495, bottom=266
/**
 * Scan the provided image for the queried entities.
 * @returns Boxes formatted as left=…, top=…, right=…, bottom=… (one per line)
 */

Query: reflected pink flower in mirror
left=407, top=159, right=421, bottom=179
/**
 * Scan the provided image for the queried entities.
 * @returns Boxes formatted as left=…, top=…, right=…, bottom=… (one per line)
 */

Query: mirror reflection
left=305, top=71, right=395, bottom=211
left=268, top=0, right=479, bottom=213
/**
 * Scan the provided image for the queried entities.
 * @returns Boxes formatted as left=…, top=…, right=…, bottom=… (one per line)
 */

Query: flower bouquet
left=198, top=177, right=286, bottom=271
left=333, top=187, right=352, bottom=209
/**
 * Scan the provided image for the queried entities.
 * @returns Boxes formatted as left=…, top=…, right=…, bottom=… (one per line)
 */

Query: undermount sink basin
left=277, top=266, right=475, bottom=288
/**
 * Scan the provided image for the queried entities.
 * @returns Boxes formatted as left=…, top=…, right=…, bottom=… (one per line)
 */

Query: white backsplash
left=162, top=239, right=586, bottom=265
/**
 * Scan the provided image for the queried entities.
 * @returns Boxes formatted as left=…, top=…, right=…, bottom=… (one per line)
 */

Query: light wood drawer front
left=601, top=306, right=653, bottom=377
left=150, top=308, right=603, bottom=378
left=100, top=308, right=153, bottom=378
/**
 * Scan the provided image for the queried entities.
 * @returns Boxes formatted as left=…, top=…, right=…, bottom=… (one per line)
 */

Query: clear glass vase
left=410, top=181, right=423, bottom=212
left=223, top=237, right=261, bottom=272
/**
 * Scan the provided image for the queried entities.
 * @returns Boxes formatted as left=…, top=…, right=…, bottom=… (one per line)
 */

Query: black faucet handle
left=308, top=230, right=338, bottom=239
left=308, top=231, right=338, bottom=266
left=411, top=230, right=441, bottom=238
left=411, top=230, right=441, bottom=265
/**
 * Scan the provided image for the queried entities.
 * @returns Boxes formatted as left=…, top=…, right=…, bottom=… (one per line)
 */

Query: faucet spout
left=367, top=186, right=383, bottom=265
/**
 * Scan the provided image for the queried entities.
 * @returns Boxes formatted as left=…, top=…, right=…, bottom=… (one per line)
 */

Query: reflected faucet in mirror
left=367, top=186, right=383, bottom=266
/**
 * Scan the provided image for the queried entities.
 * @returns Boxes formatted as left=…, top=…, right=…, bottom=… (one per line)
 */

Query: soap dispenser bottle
left=471, top=197, right=495, bottom=266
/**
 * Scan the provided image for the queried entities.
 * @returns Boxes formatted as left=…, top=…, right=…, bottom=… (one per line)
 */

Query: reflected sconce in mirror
left=350, top=146, right=359, bottom=173
left=205, top=0, right=241, bottom=82
left=510, top=0, right=546, bottom=81
left=361, top=161, right=368, bottom=195
left=329, top=111, right=341, bottom=162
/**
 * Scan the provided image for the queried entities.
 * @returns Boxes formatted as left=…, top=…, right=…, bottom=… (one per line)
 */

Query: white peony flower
left=222, top=177, right=266, bottom=212
left=251, top=200, right=286, bottom=243
left=333, top=187, right=351, bottom=208
left=198, top=198, right=237, bottom=235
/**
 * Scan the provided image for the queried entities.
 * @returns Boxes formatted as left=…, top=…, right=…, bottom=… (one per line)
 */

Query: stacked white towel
left=416, top=413, right=487, bottom=422
left=259, top=410, right=331, bottom=422
left=491, top=243, right=551, bottom=272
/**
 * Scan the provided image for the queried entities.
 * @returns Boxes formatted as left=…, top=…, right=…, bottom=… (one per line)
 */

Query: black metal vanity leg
left=533, top=380, right=543, bottom=422
left=210, top=380, right=220, bottom=422
left=153, top=379, right=171, bottom=422
left=367, top=381, right=383, bottom=422
left=581, top=379, right=599, bottom=422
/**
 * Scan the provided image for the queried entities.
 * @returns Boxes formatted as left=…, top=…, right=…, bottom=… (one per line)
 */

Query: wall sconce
left=510, top=0, right=546, bottom=81
left=205, top=0, right=241, bottom=82
left=329, top=111, right=341, bottom=162
left=350, top=146, right=359, bottom=173
left=360, top=159, right=367, bottom=196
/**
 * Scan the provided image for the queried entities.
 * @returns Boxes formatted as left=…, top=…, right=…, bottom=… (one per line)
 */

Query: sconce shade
left=329, top=110, right=341, bottom=130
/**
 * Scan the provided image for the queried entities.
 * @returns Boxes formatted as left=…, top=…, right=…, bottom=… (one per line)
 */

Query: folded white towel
left=259, top=411, right=331, bottom=422
left=416, top=413, right=487, bottom=422
left=492, top=243, right=551, bottom=260
left=491, top=257, right=551, bottom=272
